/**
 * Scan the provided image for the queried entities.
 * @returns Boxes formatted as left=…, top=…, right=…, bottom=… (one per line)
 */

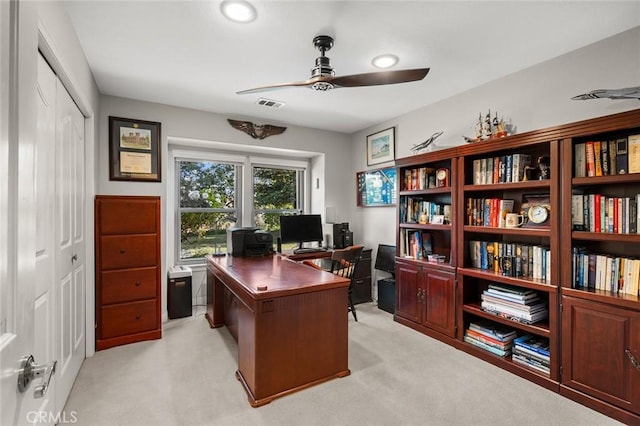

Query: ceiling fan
left=236, top=35, right=430, bottom=95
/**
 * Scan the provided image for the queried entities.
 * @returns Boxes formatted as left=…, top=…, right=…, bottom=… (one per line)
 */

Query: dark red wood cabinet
left=95, top=195, right=162, bottom=350
left=395, top=259, right=456, bottom=339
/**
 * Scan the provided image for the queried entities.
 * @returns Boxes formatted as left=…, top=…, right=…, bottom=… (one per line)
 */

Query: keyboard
left=293, top=247, right=327, bottom=254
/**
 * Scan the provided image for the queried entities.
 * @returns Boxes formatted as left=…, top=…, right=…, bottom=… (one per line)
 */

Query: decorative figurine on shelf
left=537, top=155, right=551, bottom=180
left=410, top=131, right=444, bottom=153
left=476, top=113, right=483, bottom=140
left=483, top=110, right=493, bottom=139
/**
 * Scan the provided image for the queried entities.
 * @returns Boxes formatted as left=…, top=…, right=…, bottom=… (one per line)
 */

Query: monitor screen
left=279, top=214, right=323, bottom=246
left=374, top=244, right=396, bottom=275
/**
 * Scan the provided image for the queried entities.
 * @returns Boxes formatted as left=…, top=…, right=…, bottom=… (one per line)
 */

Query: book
left=464, top=334, right=511, bottom=357
left=498, top=199, right=515, bottom=228
left=585, top=141, right=596, bottom=177
left=487, top=284, right=538, bottom=300
left=628, top=134, right=640, bottom=174
left=609, top=139, right=617, bottom=175
left=512, top=153, right=531, bottom=182
left=616, top=137, right=628, bottom=174
left=574, top=143, right=586, bottom=177
left=468, top=320, right=517, bottom=342
left=593, top=140, right=603, bottom=176
left=601, top=139, right=609, bottom=175
left=571, top=194, right=585, bottom=230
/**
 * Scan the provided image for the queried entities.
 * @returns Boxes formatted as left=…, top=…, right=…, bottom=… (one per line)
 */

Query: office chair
left=303, top=245, right=364, bottom=321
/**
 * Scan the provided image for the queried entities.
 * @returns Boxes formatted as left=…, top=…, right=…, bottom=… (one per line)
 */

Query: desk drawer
left=100, top=235, right=157, bottom=270
left=100, top=267, right=157, bottom=305
left=100, top=300, right=158, bottom=339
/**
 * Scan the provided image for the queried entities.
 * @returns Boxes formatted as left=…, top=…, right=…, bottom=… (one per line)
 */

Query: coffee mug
left=505, top=213, right=524, bottom=228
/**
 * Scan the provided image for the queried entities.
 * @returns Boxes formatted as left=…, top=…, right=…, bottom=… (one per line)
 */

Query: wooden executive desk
left=205, top=254, right=351, bottom=407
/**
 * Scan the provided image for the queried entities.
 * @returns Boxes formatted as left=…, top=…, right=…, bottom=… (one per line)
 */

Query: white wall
left=352, top=26, right=640, bottom=298
left=98, top=96, right=353, bottom=319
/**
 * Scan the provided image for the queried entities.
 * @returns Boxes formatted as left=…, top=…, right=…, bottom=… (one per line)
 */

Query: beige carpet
left=64, top=303, right=621, bottom=426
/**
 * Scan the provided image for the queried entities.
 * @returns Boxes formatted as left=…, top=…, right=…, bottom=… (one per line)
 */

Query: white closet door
left=54, top=67, right=86, bottom=415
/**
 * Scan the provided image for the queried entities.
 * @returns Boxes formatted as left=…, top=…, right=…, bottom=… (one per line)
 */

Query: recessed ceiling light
left=220, top=0, right=257, bottom=23
left=372, top=54, right=399, bottom=69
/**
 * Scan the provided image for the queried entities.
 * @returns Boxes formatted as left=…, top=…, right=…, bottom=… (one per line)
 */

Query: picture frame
left=366, top=127, right=395, bottom=166
left=356, top=166, right=397, bottom=207
left=109, top=116, right=161, bottom=182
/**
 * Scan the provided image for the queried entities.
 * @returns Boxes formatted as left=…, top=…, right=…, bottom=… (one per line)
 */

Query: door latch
left=17, top=355, right=57, bottom=398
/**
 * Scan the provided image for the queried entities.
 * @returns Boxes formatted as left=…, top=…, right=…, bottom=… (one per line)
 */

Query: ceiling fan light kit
left=236, top=35, right=430, bottom=95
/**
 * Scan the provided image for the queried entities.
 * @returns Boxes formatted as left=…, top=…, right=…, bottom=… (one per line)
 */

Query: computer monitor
left=374, top=244, right=396, bottom=276
left=279, top=214, right=323, bottom=249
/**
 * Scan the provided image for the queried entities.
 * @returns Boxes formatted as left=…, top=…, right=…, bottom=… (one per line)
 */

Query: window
left=177, top=160, right=240, bottom=261
left=174, top=153, right=310, bottom=263
left=253, top=165, right=304, bottom=232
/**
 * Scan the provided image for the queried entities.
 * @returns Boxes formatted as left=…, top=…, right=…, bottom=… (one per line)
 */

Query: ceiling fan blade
left=329, top=68, right=430, bottom=88
left=236, top=79, right=317, bottom=95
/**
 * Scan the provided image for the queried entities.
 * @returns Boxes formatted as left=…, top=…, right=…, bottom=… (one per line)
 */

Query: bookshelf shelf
left=462, top=303, right=551, bottom=336
left=394, top=109, right=640, bottom=423
left=463, top=225, right=550, bottom=237
left=571, top=231, right=640, bottom=242
left=463, top=180, right=551, bottom=192
left=458, top=267, right=555, bottom=293
left=399, top=187, right=451, bottom=196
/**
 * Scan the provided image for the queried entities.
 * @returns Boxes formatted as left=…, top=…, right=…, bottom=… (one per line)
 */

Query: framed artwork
left=357, top=166, right=397, bottom=207
left=366, top=127, right=395, bottom=166
left=109, top=116, right=161, bottom=182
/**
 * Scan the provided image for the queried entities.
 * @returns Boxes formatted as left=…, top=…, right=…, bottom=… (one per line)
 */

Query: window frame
left=252, top=163, right=305, bottom=227
left=170, top=149, right=311, bottom=266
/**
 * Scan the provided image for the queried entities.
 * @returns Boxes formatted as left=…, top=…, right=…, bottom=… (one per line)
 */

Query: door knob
left=17, top=355, right=57, bottom=398
left=71, top=254, right=78, bottom=263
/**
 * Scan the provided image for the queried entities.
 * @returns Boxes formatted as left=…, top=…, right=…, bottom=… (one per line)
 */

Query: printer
left=227, top=227, right=274, bottom=257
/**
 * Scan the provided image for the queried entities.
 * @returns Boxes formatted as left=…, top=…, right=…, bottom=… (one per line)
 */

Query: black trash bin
left=168, top=266, right=192, bottom=319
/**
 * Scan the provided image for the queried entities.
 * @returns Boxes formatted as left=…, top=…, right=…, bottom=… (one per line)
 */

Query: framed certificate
left=109, top=116, right=161, bottom=182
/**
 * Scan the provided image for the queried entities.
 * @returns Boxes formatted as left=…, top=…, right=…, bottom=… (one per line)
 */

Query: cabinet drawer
left=100, top=267, right=157, bottom=305
left=100, top=300, right=158, bottom=339
left=100, top=235, right=157, bottom=270
left=97, top=197, right=159, bottom=235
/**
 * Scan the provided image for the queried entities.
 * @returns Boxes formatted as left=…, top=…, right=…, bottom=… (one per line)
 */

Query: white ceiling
left=64, top=1, right=640, bottom=134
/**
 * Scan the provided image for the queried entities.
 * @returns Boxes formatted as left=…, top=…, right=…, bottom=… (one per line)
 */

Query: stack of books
left=512, top=335, right=550, bottom=376
left=480, top=284, right=548, bottom=324
left=463, top=320, right=517, bottom=357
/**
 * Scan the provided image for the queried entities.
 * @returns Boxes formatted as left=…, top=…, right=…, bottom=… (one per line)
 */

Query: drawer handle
left=134, top=281, right=141, bottom=287
left=119, top=249, right=126, bottom=254
left=135, top=314, right=141, bottom=320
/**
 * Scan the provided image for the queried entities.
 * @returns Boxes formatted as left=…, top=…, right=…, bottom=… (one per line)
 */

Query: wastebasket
left=168, top=266, right=192, bottom=319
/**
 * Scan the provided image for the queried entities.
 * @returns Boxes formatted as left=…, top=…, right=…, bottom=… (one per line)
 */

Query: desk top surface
left=206, top=254, right=349, bottom=299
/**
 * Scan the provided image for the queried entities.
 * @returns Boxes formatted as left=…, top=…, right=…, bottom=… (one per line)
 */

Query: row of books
left=480, top=284, right=548, bottom=325
left=472, top=153, right=531, bottom=185
left=466, top=197, right=514, bottom=227
left=572, top=248, right=640, bottom=296
left=463, top=320, right=517, bottom=358
left=399, top=229, right=433, bottom=260
left=512, top=335, right=550, bottom=376
left=469, top=240, right=551, bottom=281
left=403, top=167, right=437, bottom=191
left=574, top=135, right=640, bottom=177
left=399, top=198, right=451, bottom=224
left=571, top=193, right=638, bottom=234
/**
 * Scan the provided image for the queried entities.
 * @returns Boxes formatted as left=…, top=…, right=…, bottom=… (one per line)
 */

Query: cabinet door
left=423, top=269, right=456, bottom=337
left=562, top=296, right=640, bottom=414
left=396, top=262, right=421, bottom=323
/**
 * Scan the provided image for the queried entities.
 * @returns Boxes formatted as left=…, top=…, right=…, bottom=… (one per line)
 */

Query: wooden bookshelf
left=393, top=108, right=640, bottom=424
